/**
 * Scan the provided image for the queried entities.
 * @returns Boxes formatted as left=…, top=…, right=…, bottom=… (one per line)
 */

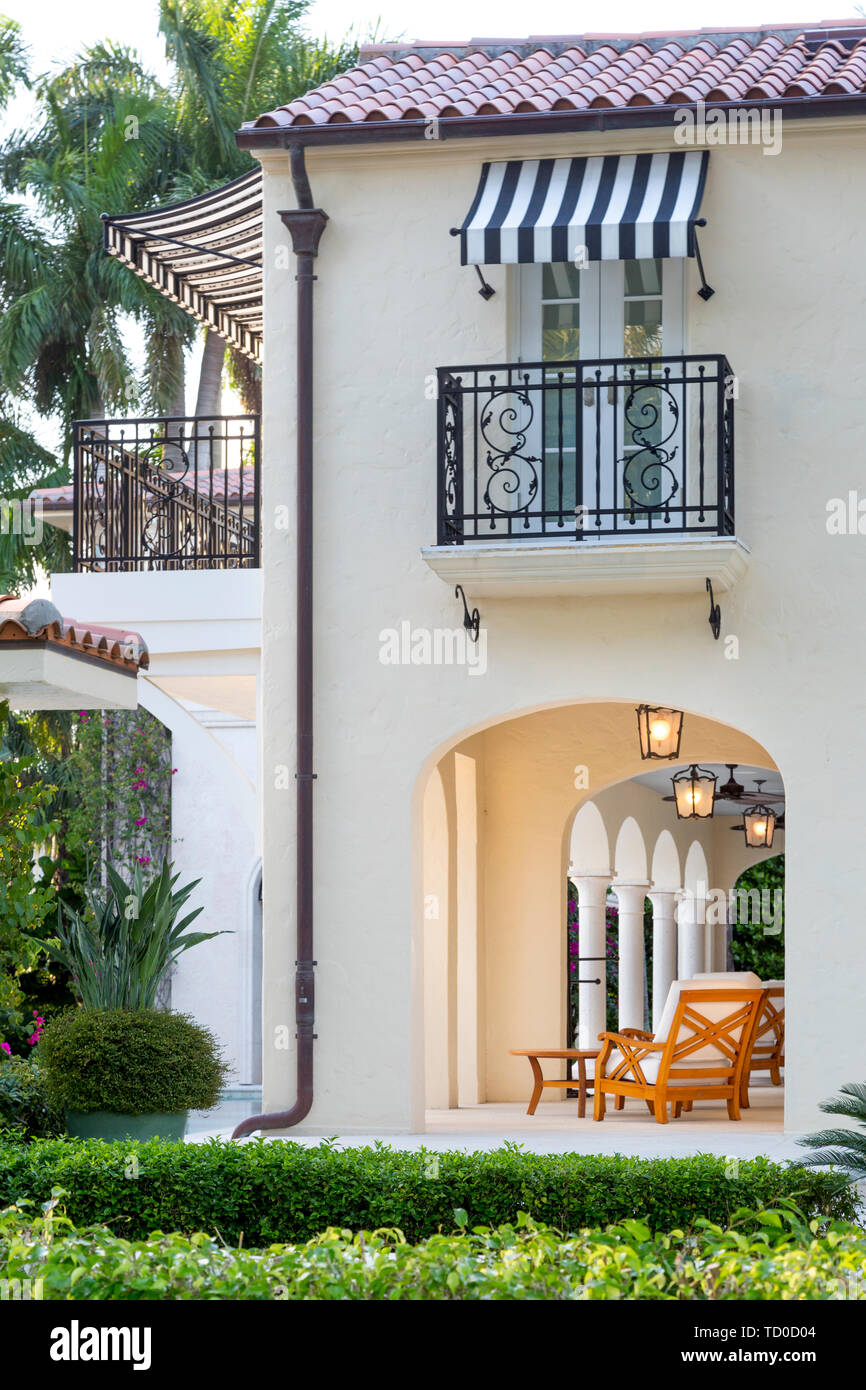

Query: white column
left=614, top=882, right=649, bottom=1033
left=677, top=882, right=707, bottom=979
left=570, top=874, right=611, bottom=1050
left=648, top=889, right=678, bottom=1030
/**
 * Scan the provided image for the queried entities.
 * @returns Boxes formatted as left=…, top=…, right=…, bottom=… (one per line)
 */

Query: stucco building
left=42, top=19, right=866, bottom=1135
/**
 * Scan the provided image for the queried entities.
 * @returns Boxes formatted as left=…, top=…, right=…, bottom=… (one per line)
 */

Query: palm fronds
left=798, top=1082, right=866, bottom=1180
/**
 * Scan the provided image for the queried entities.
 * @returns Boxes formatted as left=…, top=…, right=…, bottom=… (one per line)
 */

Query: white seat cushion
left=606, top=1049, right=728, bottom=1085
left=654, top=972, right=762, bottom=1045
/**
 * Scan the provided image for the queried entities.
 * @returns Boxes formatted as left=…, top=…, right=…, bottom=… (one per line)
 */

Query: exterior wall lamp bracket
left=706, top=577, right=721, bottom=639
left=455, top=584, right=481, bottom=642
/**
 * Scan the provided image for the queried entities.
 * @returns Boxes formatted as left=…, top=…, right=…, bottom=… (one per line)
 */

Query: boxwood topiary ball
left=37, top=1008, right=228, bottom=1115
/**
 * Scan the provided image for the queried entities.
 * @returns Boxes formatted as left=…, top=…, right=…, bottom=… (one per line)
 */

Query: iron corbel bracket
left=455, top=584, right=481, bottom=643
left=706, top=577, right=721, bottom=640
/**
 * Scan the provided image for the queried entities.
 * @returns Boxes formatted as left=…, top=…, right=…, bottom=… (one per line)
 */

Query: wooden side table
left=510, top=1048, right=601, bottom=1119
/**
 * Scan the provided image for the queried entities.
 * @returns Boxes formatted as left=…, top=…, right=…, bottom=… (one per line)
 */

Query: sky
left=2, top=0, right=861, bottom=94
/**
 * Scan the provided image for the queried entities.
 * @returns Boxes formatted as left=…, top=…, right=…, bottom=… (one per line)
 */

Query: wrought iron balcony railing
left=72, top=415, right=260, bottom=572
left=436, top=355, right=735, bottom=545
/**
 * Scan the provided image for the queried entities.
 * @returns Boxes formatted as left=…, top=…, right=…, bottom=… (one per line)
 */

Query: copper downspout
left=232, top=146, right=328, bottom=1138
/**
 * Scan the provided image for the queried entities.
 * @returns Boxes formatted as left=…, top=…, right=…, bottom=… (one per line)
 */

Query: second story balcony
left=427, top=355, right=747, bottom=598
left=70, top=415, right=260, bottom=573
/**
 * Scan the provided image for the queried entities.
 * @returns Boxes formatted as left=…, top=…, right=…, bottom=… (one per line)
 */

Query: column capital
left=568, top=872, right=611, bottom=908
left=648, top=887, right=679, bottom=909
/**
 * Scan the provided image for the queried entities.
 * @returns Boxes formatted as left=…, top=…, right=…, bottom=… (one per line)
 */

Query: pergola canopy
left=103, top=168, right=263, bottom=362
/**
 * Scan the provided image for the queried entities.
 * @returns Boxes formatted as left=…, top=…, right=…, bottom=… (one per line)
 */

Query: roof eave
left=236, top=91, right=866, bottom=150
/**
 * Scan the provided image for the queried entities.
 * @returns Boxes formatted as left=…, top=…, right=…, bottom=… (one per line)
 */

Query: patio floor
left=190, top=1081, right=801, bottom=1159
left=421, top=1084, right=792, bottom=1158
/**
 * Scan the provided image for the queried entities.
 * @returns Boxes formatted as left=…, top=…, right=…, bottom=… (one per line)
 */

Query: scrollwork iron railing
left=436, top=355, right=735, bottom=544
left=73, top=415, right=260, bottom=571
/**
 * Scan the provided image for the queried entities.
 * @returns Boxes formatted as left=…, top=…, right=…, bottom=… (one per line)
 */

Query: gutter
left=237, top=91, right=866, bottom=152
left=232, top=146, right=328, bottom=1139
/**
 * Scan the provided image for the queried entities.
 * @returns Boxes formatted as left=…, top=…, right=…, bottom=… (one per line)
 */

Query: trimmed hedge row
left=3, top=1199, right=865, bottom=1300
left=0, top=1138, right=854, bottom=1244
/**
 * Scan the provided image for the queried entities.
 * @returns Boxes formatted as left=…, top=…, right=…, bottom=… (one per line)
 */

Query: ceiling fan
left=662, top=765, right=785, bottom=806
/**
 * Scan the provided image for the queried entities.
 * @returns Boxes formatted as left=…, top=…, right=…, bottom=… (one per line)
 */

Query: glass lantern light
left=636, top=705, right=683, bottom=760
left=743, top=804, right=776, bottom=849
left=671, top=764, right=717, bottom=820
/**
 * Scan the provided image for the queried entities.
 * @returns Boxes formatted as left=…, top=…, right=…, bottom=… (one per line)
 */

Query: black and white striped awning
left=103, top=168, right=262, bottom=362
left=458, top=151, right=709, bottom=266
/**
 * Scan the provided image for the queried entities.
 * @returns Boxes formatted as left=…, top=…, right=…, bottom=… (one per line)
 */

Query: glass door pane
left=540, top=263, right=582, bottom=529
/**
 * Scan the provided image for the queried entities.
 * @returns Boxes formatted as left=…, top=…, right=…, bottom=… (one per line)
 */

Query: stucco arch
left=413, top=696, right=783, bottom=1121
left=613, top=815, right=648, bottom=882
left=651, top=829, right=682, bottom=891
left=569, top=801, right=610, bottom=876
left=683, top=839, right=710, bottom=892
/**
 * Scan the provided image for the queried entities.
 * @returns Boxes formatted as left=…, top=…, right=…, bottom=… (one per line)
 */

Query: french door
left=517, top=258, right=684, bottom=535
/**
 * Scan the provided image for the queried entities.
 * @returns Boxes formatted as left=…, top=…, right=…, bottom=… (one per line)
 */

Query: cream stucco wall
left=258, top=117, right=864, bottom=1133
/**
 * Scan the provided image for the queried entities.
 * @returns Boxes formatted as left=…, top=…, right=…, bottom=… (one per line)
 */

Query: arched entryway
left=419, top=698, right=785, bottom=1130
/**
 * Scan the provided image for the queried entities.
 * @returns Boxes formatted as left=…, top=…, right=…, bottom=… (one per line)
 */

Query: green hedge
left=2, top=1197, right=865, bottom=1300
left=0, top=1059, right=63, bottom=1140
left=37, top=1009, right=227, bottom=1115
left=0, top=1138, right=854, bottom=1244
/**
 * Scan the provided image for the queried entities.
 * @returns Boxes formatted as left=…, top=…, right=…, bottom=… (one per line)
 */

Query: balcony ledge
left=421, top=535, right=750, bottom=599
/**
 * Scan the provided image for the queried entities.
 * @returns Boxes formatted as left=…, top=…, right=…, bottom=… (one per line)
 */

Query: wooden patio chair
left=693, top=972, right=784, bottom=1108
left=593, top=979, right=765, bottom=1124
left=741, top=981, right=784, bottom=1104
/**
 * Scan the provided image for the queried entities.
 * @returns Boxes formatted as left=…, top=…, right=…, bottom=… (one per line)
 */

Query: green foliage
left=0, top=1140, right=853, bottom=1245
left=31, top=860, right=222, bottom=1010
left=798, top=1081, right=866, bottom=1180
left=158, top=0, right=362, bottom=185
left=0, top=700, right=59, bottom=1035
left=0, top=1056, right=63, bottom=1139
left=0, top=408, right=71, bottom=591
left=63, top=708, right=173, bottom=890
left=0, top=14, right=28, bottom=111
left=1, top=1193, right=864, bottom=1300
left=36, top=1009, right=228, bottom=1115
left=731, top=854, right=785, bottom=979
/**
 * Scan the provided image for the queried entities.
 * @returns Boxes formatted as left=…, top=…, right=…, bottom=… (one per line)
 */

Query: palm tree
left=798, top=1082, right=866, bottom=1181
left=0, top=6, right=364, bottom=588
left=157, top=0, right=363, bottom=413
left=0, top=44, right=192, bottom=436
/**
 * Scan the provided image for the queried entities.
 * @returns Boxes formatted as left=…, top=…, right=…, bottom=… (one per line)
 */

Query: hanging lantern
left=636, top=705, right=683, bottom=760
left=743, top=804, right=776, bottom=849
left=671, top=764, right=717, bottom=819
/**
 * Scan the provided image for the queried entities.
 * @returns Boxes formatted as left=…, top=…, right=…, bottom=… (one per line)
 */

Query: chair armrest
left=597, top=1031, right=664, bottom=1049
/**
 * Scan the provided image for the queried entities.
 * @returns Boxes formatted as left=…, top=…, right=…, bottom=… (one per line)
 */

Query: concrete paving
left=187, top=1082, right=810, bottom=1161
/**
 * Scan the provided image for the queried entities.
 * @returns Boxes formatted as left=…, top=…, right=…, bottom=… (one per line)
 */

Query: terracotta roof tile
left=0, top=596, right=149, bottom=673
left=246, top=22, right=866, bottom=130
left=31, top=470, right=255, bottom=512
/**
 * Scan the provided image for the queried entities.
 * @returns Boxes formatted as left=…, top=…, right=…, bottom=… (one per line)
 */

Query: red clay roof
left=32, top=469, right=255, bottom=513
left=246, top=21, right=866, bottom=129
left=0, top=596, right=149, bottom=673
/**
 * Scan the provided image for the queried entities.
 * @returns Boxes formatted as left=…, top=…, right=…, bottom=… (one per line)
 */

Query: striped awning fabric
left=103, top=169, right=262, bottom=362
left=458, top=151, right=709, bottom=266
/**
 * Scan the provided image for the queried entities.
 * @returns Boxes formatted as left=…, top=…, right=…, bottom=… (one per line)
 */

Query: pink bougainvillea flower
left=137, top=856, right=152, bottom=866
left=0, top=1041, right=11, bottom=1055
left=135, top=816, right=146, bottom=826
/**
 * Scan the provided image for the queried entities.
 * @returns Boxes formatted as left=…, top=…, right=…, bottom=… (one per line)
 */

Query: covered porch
left=420, top=698, right=786, bottom=1140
